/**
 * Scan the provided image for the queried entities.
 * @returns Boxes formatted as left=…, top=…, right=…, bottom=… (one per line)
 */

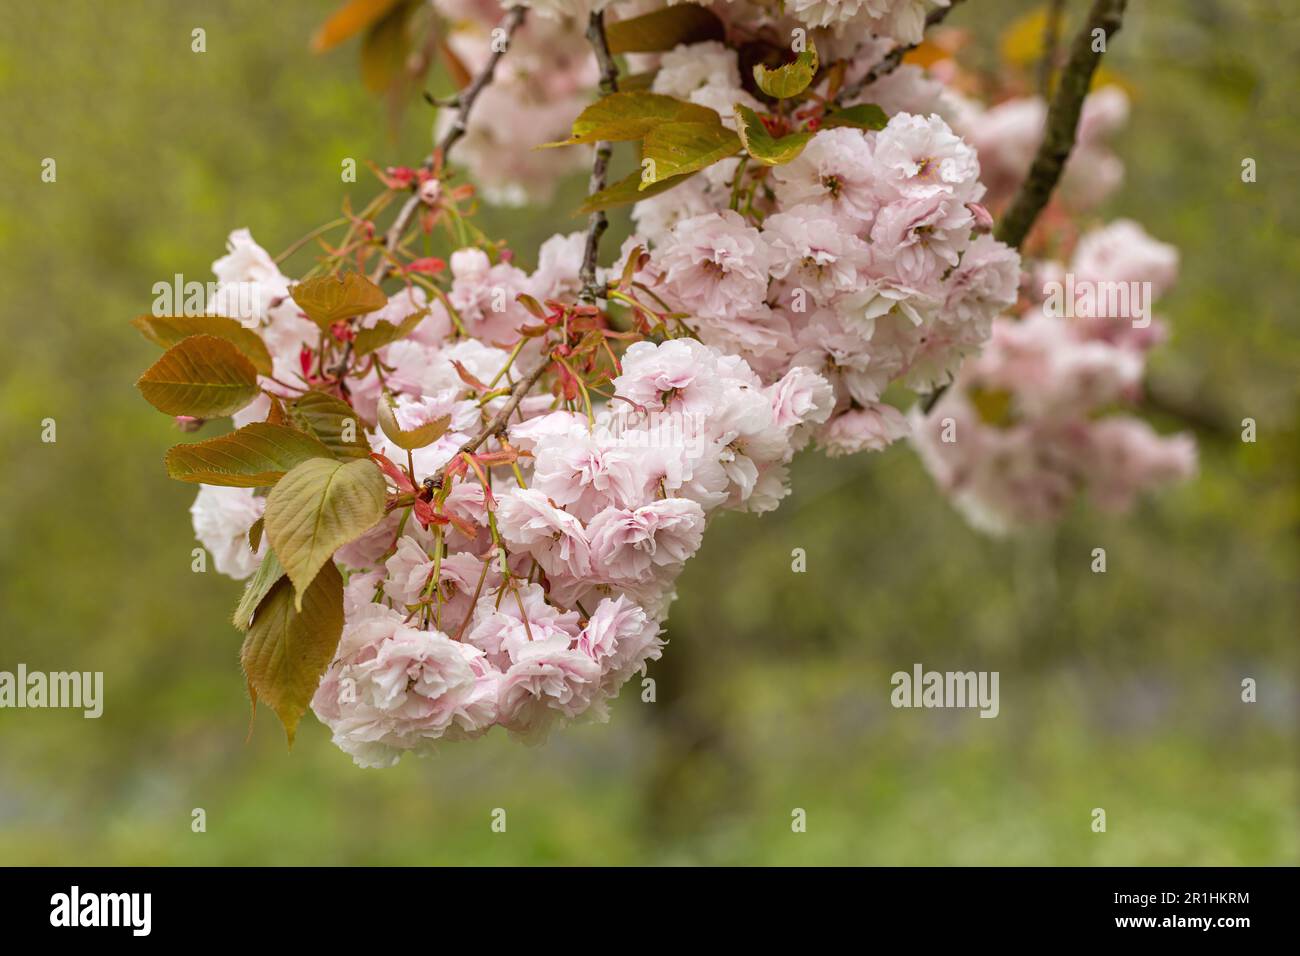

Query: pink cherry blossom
left=495, top=487, right=592, bottom=578
left=311, top=604, right=500, bottom=768
left=652, top=210, right=774, bottom=319
left=587, top=498, right=706, bottom=584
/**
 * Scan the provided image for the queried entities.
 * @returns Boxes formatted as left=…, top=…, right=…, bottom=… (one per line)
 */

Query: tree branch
left=369, top=5, right=528, bottom=282
left=420, top=9, right=622, bottom=489
left=1142, top=380, right=1236, bottom=440
left=839, top=0, right=966, bottom=102
left=994, top=0, right=1127, bottom=249
left=420, top=359, right=548, bottom=492
left=923, top=0, right=1127, bottom=414
left=437, top=6, right=528, bottom=159
left=579, top=8, right=620, bottom=304
left=1037, top=0, right=1066, bottom=97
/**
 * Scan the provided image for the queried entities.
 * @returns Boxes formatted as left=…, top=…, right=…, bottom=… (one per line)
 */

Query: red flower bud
left=384, top=166, right=416, bottom=188
left=406, top=257, right=447, bottom=275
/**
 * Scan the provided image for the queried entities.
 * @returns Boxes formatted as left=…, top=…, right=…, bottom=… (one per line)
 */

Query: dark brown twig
left=1142, top=381, right=1237, bottom=440
left=839, top=0, right=966, bottom=102
left=994, top=0, right=1127, bottom=250
left=1037, top=0, right=1067, bottom=96
left=437, top=6, right=527, bottom=159
left=578, top=8, right=620, bottom=304
left=923, top=0, right=1127, bottom=414
left=421, top=9, right=622, bottom=487
left=423, top=360, right=549, bottom=489
left=369, top=6, right=528, bottom=282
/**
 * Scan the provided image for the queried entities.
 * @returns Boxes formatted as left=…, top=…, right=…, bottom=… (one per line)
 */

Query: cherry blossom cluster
left=171, top=0, right=1194, bottom=767
left=628, top=104, right=1020, bottom=454
left=432, top=1, right=597, bottom=204
left=517, top=0, right=948, bottom=43
left=194, top=228, right=832, bottom=766
left=438, top=0, right=953, bottom=202
left=899, top=40, right=1195, bottom=532
left=430, top=3, right=1021, bottom=457
left=909, top=221, right=1195, bottom=534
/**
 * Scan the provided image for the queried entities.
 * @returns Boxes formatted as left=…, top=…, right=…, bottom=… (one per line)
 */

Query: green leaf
left=577, top=168, right=698, bottom=214
left=641, top=122, right=741, bottom=187
left=290, top=273, right=388, bottom=331
left=822, top=103, right=888, bottom=131
left=618, top=71, right=657, bottom=92
left=375, top=394, right=450, bottom=450
left=233, top=548, right=285, bottom=631
left=249, top=516, right=265, bottom=552
left=734, top=104, right=814, bottom=165
left=290, top=391, right=370, bottom=460
left=136, top=334, right=261, bottom=418
left=164, top=422, right=333, bottom=487
left=753, top=40, right=819, bottom=99
left=541, top=92, right=721, bottom=147
left=239, top=562, right=344, bottom=745
left=352, top=308, right=427, bottom=357
left=132, top=314, right=273, bottom=376
left=264, top=457, right=386, bottom=608
left=605, top=4, right=725, bottom=54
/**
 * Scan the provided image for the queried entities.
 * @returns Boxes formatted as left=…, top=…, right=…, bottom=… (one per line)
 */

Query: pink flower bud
left=968, top=202, right=995, bottom=234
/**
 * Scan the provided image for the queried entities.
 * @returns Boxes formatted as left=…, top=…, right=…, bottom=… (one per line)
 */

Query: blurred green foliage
left=0, top=0, right=1295, bottom=865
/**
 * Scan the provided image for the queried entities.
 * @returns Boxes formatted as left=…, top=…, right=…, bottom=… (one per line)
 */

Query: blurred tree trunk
left=640, top=613, right=752, bottom=843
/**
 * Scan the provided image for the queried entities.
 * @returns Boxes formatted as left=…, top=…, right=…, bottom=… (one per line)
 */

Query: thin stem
left=578, top=8, right=620, bottom=304
left=454, top=555, right=493, bottom=641
left=368, top=6, right=528, bottom=283
left=485, top=339, right=526, bottom=389
left=274, top=216, right=348, bottom=264
left=437, top=7, right=527, bottom=161
left=839, top=0, right=966, bottom=102
left=729, top=155, right=750, bottom=211
left=423, top=359, right=549, bottom=490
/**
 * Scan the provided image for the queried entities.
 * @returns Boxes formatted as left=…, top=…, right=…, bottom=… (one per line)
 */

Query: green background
left=0, top=0, right=1295, bottom=865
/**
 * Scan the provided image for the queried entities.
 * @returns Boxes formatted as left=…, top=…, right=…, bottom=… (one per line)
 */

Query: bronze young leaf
left=132, top=314, right=274, bottom=376
left=375, top=394, right=451, bottom=451
left=734, top=104, right=814, bottom=166
left=136, top=334, right=261, bottom=418
left=164, top=422, right=333, bottom=487
left=290, top=272, right=388, bottom=330
left=239, top=562, right=344, bottom=745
